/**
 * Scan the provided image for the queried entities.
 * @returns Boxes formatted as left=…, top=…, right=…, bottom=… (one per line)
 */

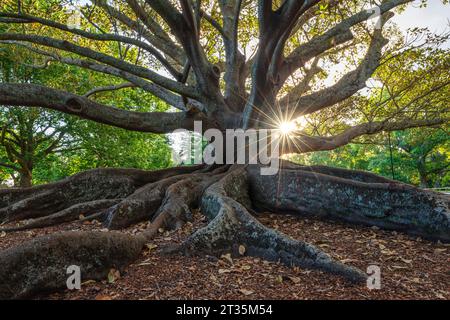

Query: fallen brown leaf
left=239, top=289, right=253, bottom=296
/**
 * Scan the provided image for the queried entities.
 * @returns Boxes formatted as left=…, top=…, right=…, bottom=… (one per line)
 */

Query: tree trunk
left=418, top=169, right=430, bottom=189
left=18, top=169, right=32, bottom=188
left=417, top=158, right=430, bottom=188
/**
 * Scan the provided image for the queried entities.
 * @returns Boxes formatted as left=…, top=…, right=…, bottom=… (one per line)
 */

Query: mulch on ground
left=0, top=211, right=448, bottom=300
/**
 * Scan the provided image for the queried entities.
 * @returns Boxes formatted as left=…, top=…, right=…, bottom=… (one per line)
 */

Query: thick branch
left=280, top=12, right=393, bottom=116
left=219, top=0, right=246, bottom=109
left=279, top=0, right=412, bottom=83
left=0, top=83, right=207, bottom=133
left=83, top=82, right=136, bottom=97
left=146, top=0, right=222, bottom=102
left=0, top=12, right=182, bottom=79
left=0, top=33, right=197, bottom=99
left=242, top=0, right=319, bottom=128
left=94, top=0, right=185, bottom=65
left=285, top=118, right=448, bottom=154
left=2, top=42, right=192, bottom=110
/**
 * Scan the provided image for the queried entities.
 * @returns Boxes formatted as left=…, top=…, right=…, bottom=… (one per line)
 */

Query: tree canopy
left=0, top=0, right=447, bottom=156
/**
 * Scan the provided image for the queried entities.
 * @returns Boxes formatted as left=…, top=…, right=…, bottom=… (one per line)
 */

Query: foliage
left=289, top=128, right=449, bottom=188
left=0, top=44, right=172, bottom=186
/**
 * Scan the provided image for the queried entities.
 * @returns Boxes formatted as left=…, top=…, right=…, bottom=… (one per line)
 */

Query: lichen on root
left=248, top=162, right=450, bottom=242
left=0, top=231, right=144, bottom=299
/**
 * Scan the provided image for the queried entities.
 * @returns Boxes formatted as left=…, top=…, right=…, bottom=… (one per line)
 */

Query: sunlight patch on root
left=176, top=168, right=367, bottom=284
left=0, top=199, right=121, bottom=233
left=0, top=231, right=145, bottom=299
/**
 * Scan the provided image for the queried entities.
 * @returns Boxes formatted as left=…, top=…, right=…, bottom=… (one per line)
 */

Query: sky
left=394, top=0, right=450, bottom=37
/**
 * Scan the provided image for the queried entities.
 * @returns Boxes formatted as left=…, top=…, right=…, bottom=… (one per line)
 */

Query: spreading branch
left=279, top=11, right=394, bottom=117
left=0, top=83, right=207, bottom=133
left=83, top=83, right=136, bottom=98
left=286, top=118, right=448, bottom=154
left=0, top=12, right=182, bottom=79
left=0, top=33, right=198, bottom=99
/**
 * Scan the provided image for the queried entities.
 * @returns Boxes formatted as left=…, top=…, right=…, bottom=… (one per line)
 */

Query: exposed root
left=106, top=166, right=229, bottom=230
left=0, top=189, right=61, bottom=223
left=248, top=163, right=450, bottom=242
left=2, top=162, right=448, bottom=299
left=0, top=165, right=203, bottom=223
left=104, top=174, right=194, bottom=229
left=0, top=231, right=145, bottom=299
left=0, top=165, right=227, bottom=299
left=141, top=173, right=225, bottom=240
left=0, top=199, right=121, bottom=233
left=175, top=167, right=367, bottom=283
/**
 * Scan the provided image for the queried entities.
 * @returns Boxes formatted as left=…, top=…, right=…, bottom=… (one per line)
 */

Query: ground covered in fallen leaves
left=0, top=211, right=448, bottom=300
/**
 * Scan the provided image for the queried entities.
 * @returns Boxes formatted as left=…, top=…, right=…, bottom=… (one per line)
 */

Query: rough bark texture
left=177, top=167, right=367, bottom=283
left=105, top=166, right=227, bottom=230
left=0, top=231, right=144, bottom=299
left=0, top=165, right=203, bottom=223
left=141, top=170, right=227, bottom=240
left=248, top=163, right=450, bottom=242
left=0, top=199, right=121, bottom=232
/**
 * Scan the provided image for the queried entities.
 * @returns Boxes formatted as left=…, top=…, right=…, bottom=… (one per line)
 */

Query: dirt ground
left=0, top=211, right=448, bottom=300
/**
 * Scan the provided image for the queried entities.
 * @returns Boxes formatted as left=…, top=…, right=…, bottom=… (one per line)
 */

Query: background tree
left=289, top=128, right=449, bottom=188
left=389, top=128, right=449, bottom=188
left=0, top=44, right=79, bottom=187
left=0, top=0, right=448, bottom=298
left=0, top=43, right=173, bottom=186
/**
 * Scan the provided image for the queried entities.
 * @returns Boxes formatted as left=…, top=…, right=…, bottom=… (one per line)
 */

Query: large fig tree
left=0, top=0, right=448, bottom=298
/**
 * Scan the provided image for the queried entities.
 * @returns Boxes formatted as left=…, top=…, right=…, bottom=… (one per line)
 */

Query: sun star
left=279, top=121, right=296, bottom=136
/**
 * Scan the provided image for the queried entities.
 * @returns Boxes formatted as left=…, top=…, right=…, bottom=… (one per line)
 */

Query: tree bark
left=247, top=163, right=450, bottom=242
left=18, top=169, right=32, bottom=188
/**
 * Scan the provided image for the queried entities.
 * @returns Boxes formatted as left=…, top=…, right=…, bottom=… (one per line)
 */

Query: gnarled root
left=104, top=174, right=193, bottom=229
left=248, top=162, right=450, bottom=242
left=175, top=167, right=367, bottom=283
left=141, top=170, right=227, bottom=240
left=0, top=231, right=144, bottom=299
left=0, top=165, right=203, bottom=223
left=0, top=165, right=223, bottom=299
left=2, top=161, right=448, bottom=299
left=0, top=199, right=121, bottom=233
left=105, top=166, right=227, bottom=230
